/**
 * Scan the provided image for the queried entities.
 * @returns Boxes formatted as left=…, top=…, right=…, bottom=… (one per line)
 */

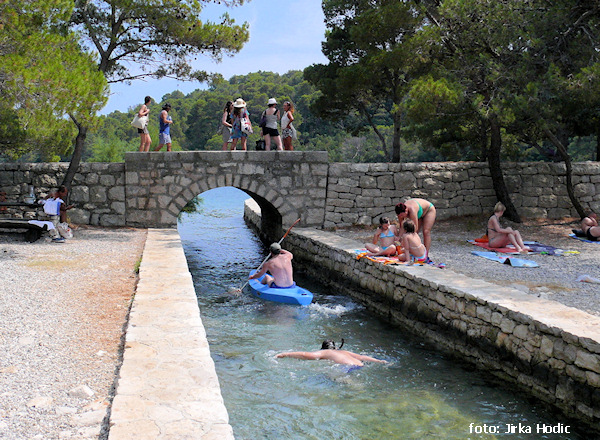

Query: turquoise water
left=178, top=187, right=583, bottom=440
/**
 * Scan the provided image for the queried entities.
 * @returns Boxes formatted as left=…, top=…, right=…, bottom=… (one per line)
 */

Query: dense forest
left=86, top=70, right=597, bottom=164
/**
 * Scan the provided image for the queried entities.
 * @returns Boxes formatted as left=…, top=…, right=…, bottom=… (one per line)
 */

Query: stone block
left=394, top=173, right=416, bottom=190
left=576, top=351, right=600, bottom=374
left=376, top=175, right=395, bottom=189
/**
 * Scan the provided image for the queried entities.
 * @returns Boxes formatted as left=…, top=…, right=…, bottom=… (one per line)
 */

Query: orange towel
left=474, top=234, right=488, bottom=243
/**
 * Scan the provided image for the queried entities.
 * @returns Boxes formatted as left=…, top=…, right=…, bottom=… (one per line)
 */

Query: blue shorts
left=159, top=133, right=171, bottom=144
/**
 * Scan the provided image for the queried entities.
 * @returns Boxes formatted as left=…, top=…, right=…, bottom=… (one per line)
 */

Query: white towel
left=28, top=220, right=55, bottom=230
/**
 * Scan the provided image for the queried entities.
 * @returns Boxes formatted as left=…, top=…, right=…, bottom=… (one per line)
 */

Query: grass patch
left=133, top=257, right=142, bottom=274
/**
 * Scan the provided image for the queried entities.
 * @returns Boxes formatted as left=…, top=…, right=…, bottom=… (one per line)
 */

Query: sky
left=101, top=0, right=328, bottom=115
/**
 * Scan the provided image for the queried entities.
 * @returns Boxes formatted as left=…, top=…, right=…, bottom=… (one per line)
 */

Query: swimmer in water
left=275, top=339, right=387, bottom=366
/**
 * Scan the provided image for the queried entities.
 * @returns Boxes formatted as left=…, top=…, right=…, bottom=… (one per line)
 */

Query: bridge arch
left=125, top=151, right=329, bottom=238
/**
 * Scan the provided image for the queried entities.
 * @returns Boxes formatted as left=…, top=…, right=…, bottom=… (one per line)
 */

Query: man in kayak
left=275, top=340, right=387, bottom=366
left=248, top=243, right=294, bottom=288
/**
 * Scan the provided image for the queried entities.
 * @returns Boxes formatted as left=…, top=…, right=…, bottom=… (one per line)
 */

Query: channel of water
left=178, top=187, right=583, bottom=440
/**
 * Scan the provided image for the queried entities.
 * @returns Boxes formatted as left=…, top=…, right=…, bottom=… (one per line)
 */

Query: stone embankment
left=108, top=229, right=233, bottom=439
left=245, top=199, right=600, bottom=432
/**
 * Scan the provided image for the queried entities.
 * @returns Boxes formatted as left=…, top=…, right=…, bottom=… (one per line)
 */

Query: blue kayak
left=248, top=270, right=313, bottom=306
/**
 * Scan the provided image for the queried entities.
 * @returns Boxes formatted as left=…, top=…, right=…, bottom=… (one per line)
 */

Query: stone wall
left=325, top=161, right=600, bottom=227
left=0, top=163, right=125, bottom=226
left=244, top=199, right=600, bottom=431
left=1, top=159, right=599, bottom=228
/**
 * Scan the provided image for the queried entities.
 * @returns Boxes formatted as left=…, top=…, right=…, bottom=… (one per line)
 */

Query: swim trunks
left=586, top=228, right=599, bottom=241
left=345, top=365, right=363, bottom=373
left=271, top=282, right=296, bottom=289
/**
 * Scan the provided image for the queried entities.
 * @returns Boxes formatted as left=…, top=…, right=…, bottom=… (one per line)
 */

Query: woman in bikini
left=399, top=219, right=427, bottom=264
left=365, top=217, right=398, bottom=257
left=581, top=212, right=600, bottom=241
left=395, top=198, right=436, bottom=256
left=487, top=202, right=530, bottom=253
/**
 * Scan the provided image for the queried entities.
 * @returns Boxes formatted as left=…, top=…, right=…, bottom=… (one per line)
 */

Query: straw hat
left=233, top=98, right=246, bottom=108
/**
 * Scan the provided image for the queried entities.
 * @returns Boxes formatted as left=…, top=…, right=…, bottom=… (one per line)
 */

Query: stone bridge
left=2, top=156, right=598, bottom=237
left=125, top=151, right=329, bottom=238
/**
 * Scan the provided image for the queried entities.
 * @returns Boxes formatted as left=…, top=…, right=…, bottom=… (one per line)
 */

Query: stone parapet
left=244, top=199, right=600, bottom=431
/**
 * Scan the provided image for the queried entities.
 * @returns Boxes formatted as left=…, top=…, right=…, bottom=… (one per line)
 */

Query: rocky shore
left=335, top=215, right=600, bottom=316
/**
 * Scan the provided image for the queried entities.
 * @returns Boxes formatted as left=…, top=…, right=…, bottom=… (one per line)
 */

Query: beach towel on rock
left=468, top=240, right=555, bottom=254
left=471, top=251, right=539, bottom=267
left=569, top=233, right=600, bottom=243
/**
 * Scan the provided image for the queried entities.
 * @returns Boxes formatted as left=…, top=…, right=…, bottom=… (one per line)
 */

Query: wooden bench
left=0, top=219, right=48, bottom=242
left=0, top=201, right=47, bottom=242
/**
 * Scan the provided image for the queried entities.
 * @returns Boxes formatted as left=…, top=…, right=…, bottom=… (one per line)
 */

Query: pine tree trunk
left=488, top=116, right=521, bottom=222
left=596, top=123, right=600, bottom=161
left=62, top=117, right=87, bottom=191
left=391, top=112, right=402, bottom=163
left=542, top=126, right=586, bottom=218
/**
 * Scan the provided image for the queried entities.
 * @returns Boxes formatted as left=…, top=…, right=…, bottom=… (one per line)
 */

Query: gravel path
left=0, top=227, right=146, bottom=440
left=334, top=215, right=600, bottom=317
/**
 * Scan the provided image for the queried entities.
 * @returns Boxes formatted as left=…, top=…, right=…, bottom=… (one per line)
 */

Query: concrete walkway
left=108, top=229, right=233, bottom=439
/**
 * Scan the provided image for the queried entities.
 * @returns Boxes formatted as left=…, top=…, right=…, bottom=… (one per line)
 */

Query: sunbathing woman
left=487, top=202, right=530, bottom=253
left=581, top=212, right=600, bottom=241
left=365, top=217, right=398, bottom=257
left=399, top=219, right=427, bottom=264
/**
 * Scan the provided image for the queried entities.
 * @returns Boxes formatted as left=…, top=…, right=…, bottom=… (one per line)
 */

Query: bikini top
left=486, top=215, right=500, bottom=235
left=380, top=228, right=395, bottom=238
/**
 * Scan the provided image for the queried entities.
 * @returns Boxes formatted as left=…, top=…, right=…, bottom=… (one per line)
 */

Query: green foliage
left=71, top=0, right=250, bottom=83
left=178, top=196, right=204, bottom=222
left=305, top=0, right=426, bottom=162
left=0, top=0, right=108, bottom=160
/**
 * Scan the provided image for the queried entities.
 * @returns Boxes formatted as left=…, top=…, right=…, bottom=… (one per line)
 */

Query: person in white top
left=281, top=101, right=296, bottom=151
left=262, top=98, right=283, bottom=151
left=137, top=96, right=152, bottom=152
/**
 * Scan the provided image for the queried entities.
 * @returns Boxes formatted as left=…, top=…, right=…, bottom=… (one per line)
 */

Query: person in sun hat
left=230, top=97, right=251, bottom=151
left=260, top=97, right=283, bottom=151
left=248, top=243, right=294, bottom=288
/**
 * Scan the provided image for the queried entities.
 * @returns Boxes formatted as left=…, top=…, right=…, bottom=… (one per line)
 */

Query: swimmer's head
left=321, top=338, right=344, bottom=350
left=321, top=340, right=336, bottom=350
